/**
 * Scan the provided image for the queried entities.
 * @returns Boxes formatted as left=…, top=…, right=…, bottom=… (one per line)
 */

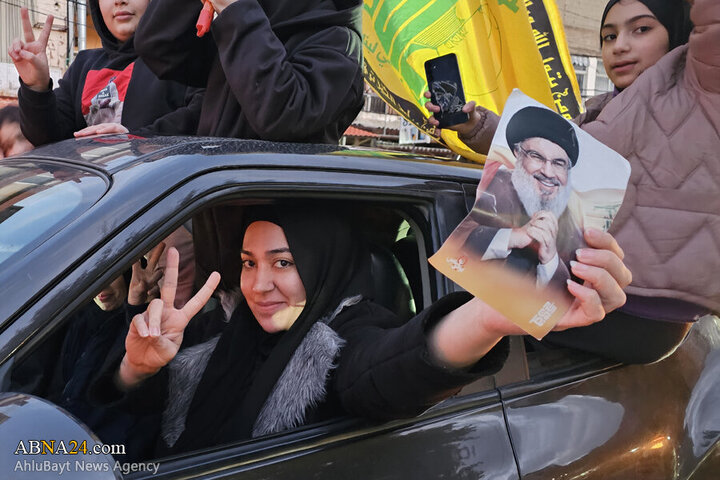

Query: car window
left=3, top=197, right=433, bottom=465
left=0, top=162, right=106, bottom=266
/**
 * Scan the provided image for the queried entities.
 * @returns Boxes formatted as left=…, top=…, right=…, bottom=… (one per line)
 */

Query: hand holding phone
left=425, top=53, right=470, bottom=128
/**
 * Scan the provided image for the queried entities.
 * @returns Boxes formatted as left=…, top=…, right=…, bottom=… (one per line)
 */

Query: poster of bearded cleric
left=430, top=90, right=630, bottom=339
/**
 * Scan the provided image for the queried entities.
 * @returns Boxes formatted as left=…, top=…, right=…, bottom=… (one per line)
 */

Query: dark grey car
left=0, top=136, right=718, bottom=479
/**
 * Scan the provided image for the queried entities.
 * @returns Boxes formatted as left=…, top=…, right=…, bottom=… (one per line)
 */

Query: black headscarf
left=600, top=0, right=692, bottom=51
left=170, top=203, right=370, bottom=452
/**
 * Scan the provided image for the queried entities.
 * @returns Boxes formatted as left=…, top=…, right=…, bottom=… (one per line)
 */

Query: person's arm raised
left=8, top=8, right=53, bottom=92
left=116, top=247, right=220, bottom=390
left=687, top=0, right=720, bottom=93
left=207, top=0, right=362, bottom=141
left=133, top=0, right=215, bottom=87
left=14, top=7, right=81, bottom=145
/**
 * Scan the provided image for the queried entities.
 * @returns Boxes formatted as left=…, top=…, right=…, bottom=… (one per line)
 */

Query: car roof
left=16, top=136, right=484, bottom=182
left=0, top=136, right=484, bottom=332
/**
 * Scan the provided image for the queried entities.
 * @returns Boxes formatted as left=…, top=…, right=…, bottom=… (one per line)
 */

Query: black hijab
left=600, top=0, right=692, bottom=51
left=170, top=203, right=370, bottom=452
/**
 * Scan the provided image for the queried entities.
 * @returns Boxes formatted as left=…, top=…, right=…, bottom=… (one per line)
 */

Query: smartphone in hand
left=424, top=53, right=470, bottom=128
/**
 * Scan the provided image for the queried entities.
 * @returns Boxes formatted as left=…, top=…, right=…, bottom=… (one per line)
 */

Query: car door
left=459, top=181, right=720, bottom=479
left=500, top=318, right=720, bottom=480
left=1, top=164, right=521, bottom=480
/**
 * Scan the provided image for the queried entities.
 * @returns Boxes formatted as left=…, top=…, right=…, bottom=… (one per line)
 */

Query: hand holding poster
left=429, top=90, right=631, bottom=339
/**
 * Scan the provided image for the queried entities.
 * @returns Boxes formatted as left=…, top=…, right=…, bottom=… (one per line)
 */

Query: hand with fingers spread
left=74, top=123, right=130, bottom=138
left=128, top=242, right=166, bottom=306
left=8, top=8, right=53, bottom=92
left=118, top=247, right=221, bottom=390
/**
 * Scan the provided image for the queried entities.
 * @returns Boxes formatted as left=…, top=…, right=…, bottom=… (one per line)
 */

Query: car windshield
left=0, top=162, right=106, bottom=266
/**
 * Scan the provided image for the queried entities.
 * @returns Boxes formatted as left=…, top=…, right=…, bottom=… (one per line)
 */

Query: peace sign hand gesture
left=8, top=8, right=53, bottom=91
left=127, top=242, right=166, bottom=306
left=117, top=247, right=221, bottom=390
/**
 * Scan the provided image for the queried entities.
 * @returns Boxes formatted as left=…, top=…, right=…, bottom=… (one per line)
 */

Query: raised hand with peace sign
left=117, top=247, right=221, bottom=390
left=8, top=8, right=53, bottom=92
left=127, top=242, right=167, bottom=306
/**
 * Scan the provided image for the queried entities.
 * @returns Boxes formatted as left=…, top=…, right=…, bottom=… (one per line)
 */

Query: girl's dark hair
left=600, top=0, right=693, bottom=51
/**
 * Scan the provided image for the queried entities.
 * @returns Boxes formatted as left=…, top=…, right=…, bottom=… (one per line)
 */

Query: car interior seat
left=392, top=232, right=423, bottom=309
left=367, top=242, right=415, bottom=320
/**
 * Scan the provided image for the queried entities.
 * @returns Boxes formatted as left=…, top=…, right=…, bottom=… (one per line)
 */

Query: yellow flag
left=362, top=0, right=582, bottom=163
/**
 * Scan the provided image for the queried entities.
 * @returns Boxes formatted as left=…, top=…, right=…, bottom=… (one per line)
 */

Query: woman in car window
left=94, top=204, right=630, bottom=456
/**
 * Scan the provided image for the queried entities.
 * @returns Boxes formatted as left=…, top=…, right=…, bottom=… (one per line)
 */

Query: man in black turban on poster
left=464, top=106, right=584, bottom=291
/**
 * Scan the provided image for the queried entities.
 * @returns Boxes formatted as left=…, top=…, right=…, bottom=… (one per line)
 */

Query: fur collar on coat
left=162, top=294, right=361, bottom=445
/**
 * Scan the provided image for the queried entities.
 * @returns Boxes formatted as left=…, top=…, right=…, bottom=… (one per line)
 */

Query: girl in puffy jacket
left=428, top=0, right=720, bottom=363
left=428, top=0, right=691, bottom=156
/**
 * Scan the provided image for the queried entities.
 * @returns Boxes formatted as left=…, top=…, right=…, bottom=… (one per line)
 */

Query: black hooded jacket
left=17, top=0, right=204, bottom=146
left=133, top=0, right=364, bottom=142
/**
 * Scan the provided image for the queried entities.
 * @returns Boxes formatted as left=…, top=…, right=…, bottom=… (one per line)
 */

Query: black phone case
left=425, top=53, right=469, bottom=128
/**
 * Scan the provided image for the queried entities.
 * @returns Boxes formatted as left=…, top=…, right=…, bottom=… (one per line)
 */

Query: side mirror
left=0, top=392, right=121, bottom=479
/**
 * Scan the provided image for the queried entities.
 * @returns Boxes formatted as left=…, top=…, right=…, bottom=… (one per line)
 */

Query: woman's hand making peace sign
left=8, top=8, right=53, bottom=92
left=117, top=247, right=221, bottom=390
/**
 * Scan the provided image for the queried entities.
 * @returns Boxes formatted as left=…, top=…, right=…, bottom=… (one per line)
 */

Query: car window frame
left=0, top=168, right=449, bottom=362
left=0, top=160, right=109, bottom=267
left=1, top=166, right=521, bottom=476
left=0, top=159, right=111, bottom=330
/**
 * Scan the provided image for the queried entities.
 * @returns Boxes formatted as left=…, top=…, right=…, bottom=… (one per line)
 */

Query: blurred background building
left=556, top=0, right=615, bottom=102
left=0, top=0, right=104, bottom=108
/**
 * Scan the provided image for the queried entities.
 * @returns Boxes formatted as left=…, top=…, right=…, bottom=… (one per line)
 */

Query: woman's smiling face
left=601, top=0, right=670, bottom=89
left=240, top=221, right=307, bottom=333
